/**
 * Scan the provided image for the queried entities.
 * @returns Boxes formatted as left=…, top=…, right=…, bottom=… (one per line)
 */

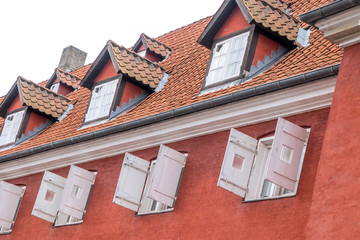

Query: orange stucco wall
left=7, top=95, right=23, bottom=113
left=214, top=7, right=250, bottom=40
left=305, top=43, right=360, bottom=239
left=94, top=59, right=117, bottom=83
left=5, top=109, right=329, bottom=239
left=252, top=34, right=281, bottom=67
left=120, top=81, right=143, bottom=107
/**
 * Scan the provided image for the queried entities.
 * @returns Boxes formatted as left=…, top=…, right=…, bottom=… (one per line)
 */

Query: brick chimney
left=58, top=45, right=87, bottom=72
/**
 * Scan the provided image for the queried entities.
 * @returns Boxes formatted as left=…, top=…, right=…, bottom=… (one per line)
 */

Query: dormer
left=45, top=68, right=81, bottom=96
left=0, top=77, right=71, bottom=148
left=80, top=40, right=168, bottom=126
left=133, top=33, right=171, bottom=62
left=198, top=0, right=301, bottom=94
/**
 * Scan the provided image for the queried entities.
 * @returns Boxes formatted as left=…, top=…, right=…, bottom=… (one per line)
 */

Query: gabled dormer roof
left=133, top=33, right=171, bottom=58
left=46, top=68, right=82, bottom=90
left=81, top=40, right=167, bottom=90
left=198, top=0, right=300, bottom=48
left=0, top=77, right=71, bottom=119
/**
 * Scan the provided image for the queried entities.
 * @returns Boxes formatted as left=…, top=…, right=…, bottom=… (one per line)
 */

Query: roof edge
left=0, top=64, right=340, bottom=163
left=299, top=0, right=360, bottom=25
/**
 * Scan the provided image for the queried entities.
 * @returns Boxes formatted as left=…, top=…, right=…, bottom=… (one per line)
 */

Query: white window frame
left=0, top=182, right=26, bottom=235
left=244, top=129, right=310, bottom=202
left=50, top=83, right=60, bottom=93
left=84, top=79, right=119, bottom=123
left=205, top=30, right=250, bottom=87
left=0, top=110, right=26, bottom=147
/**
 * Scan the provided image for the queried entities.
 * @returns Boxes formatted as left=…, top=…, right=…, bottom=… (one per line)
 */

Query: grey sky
left=0, top=0, right=223, bottom=96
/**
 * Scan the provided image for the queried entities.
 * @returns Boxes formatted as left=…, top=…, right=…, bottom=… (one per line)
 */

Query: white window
left=50, top=83, right=60, bottom=93
left=137, top=50, right=146, bottom=57
left=205, top=31, right=250, bottom=87
left=0, top=110, right=25, bottom=147
left=113, top=145, right=187, bottom=215
left=85, top=79, right=118, bottom=122
left=0, top=181, right=26, bottom=234
left=218, top=118, right=309, bottom=201
left=31, top=166, right=97, bottom=227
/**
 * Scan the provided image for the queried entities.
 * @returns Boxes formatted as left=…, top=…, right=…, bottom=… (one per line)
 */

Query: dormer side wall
left=94, top=59, right=118, bottom=83
left=214, top=7, right=250, bottom=40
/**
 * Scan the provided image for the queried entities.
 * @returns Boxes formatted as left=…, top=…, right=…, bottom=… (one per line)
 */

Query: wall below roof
left=214, top=7, right=250, bottom=40
left=5, top=109, right=329, bottom=239
left=94, top=59, right=117, bottom=83
left=252, top=34, right=281, bottom=67
left=120, top=81, right=144, bottom=108
left=57, top=83, right=73, bottom=96
left=24, top=112, right=48, bottom=136
left=7, top=95, right=22, bottom=113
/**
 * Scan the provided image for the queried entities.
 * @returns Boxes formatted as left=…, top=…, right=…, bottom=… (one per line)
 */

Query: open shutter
left=32, top=171, right=66, bottom=223
left=147, top=145, right=186, bottom=207
left=266, top=118, right=307, bottom=191
left=113, top=153, right=150, bottom=212
left=217, top=128, right=258, bottom=197
left=0, top=181, right=25, bottom=229
left=58, top=165, right=96, bottom=219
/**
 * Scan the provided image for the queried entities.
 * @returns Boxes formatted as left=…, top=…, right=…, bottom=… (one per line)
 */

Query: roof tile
left=141, top=33, right=171, bottom=58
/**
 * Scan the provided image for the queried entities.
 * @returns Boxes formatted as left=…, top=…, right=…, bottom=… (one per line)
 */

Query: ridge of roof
left=17, top=77, right=71, bottom=119
left=109, top=40, right=166, bottom=90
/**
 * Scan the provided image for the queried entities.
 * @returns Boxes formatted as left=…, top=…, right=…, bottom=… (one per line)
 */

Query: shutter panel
left=113, top=153, right=150, bottom=212
left=266, top=118, right=307, bottom=191
left=147, top=145, right=186, bottom=207
left=0, top=181, right=25, bottom=229
left=0, top=110, right=25, bottom=145
left=99, top=80, right=118, bottom=117
left=58, top=165, right=96, bottom=219
left=217, top=128, right=258, bottom=197
left=85, top=86, right=103, bottom=121
left=31, top=171, right=66, bottom=223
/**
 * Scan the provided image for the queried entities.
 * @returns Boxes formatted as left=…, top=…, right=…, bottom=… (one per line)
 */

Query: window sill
left=136, top=207, right=174, bottom=216
left=242, top=193, right=296, bottom=203
left=53, top=220, right=83, bottom=228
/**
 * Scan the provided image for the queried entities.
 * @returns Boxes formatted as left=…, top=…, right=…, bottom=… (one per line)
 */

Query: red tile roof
left=0, top=0, right=342, bottom=157
left=140, top=34, right=171, bottom=58
left=243, top=0, right=300, bottom=42
left=110, top=41, right=166, bottom=90
left=56, top=68, right=82, bottom=89
left=18, top=77, right=71, bottom=119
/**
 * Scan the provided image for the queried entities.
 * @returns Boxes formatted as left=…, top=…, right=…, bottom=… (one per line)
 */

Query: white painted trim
left=316, top=6, right=360, bottom=47
left=0, top=76, right=336, bottom=180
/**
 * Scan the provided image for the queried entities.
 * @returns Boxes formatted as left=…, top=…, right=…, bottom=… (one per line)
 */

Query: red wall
left=306, top=43, right=360, bottom=239
left=120, top=81, right=143, bottom=108
left=94, top=60, right=117, bottom=83
left=5, top=108, right=329, bottom=239
left=214, top=7, right=250, bottom=40
left=252, top=34, right=281, bottom=67
left=57, top=83, right=73, bottom=96
left=7, top=95, right=23, bottom=113
left=24, top=112, right=48, bottom=136
left=145, top=51, right=162, bottom=62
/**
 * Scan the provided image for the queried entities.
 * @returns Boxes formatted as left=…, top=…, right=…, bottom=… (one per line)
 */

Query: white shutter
left=32, top=171, right=66, bottom=223
left=0, top=181, right=25, bottom=229
left=224, top=32, right=249, bottom=78
left=147, top=145, right=186, bottom=207
left=0, top=110, right=25, bottom=146
left=85, top=86, right=103, bottom=121
left=113, top=153, right=150, bottom=212
left=58, top=165, right=96, bottom=219
left=266, top=118, right=307, bottom=191
left=217, top=128, right=258, bottom=198
left=99, top=80, right=117, bottom=118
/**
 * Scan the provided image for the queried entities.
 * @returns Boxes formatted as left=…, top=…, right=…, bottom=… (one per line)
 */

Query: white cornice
left=0, top=76, right=336, bottom=180
left=316, top=6, right=360, bottom=48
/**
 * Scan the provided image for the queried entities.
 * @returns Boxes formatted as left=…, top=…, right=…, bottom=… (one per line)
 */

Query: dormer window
left=205, top=31, right=250, bottom=88
left=50, top=83, right=60, bottom=93
left=0, top=109, right=26, bottom=147
left=137, top=50, right=146, bottom=58
left=84, top=79, right=119, bottom=123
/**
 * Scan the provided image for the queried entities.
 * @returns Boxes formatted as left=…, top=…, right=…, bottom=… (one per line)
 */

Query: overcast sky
left=0, top=0, right=224, bottom=96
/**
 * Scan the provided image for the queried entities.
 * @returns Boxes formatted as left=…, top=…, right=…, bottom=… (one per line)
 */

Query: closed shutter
left=0, top=181, right=25, bottom=229
left=217, top=128, right=258, bottom=197
left=266, top=118, right=307, bottom=191
left=58, top=165, right=96, bottom=219
left=85, top=85, right=103, bottom=121
left=32, top=171, right=66, bottom=223
left=147, top=145, right=186, bottom=207
left=113, top=153, right=150, bottom=212
left=206, top=40, right=230, bottom=85
left=0, top=110, right=25, bottom=146
left=99, top=80, right=117, bottom=118
left=224, top=32, right=249, bottom=78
